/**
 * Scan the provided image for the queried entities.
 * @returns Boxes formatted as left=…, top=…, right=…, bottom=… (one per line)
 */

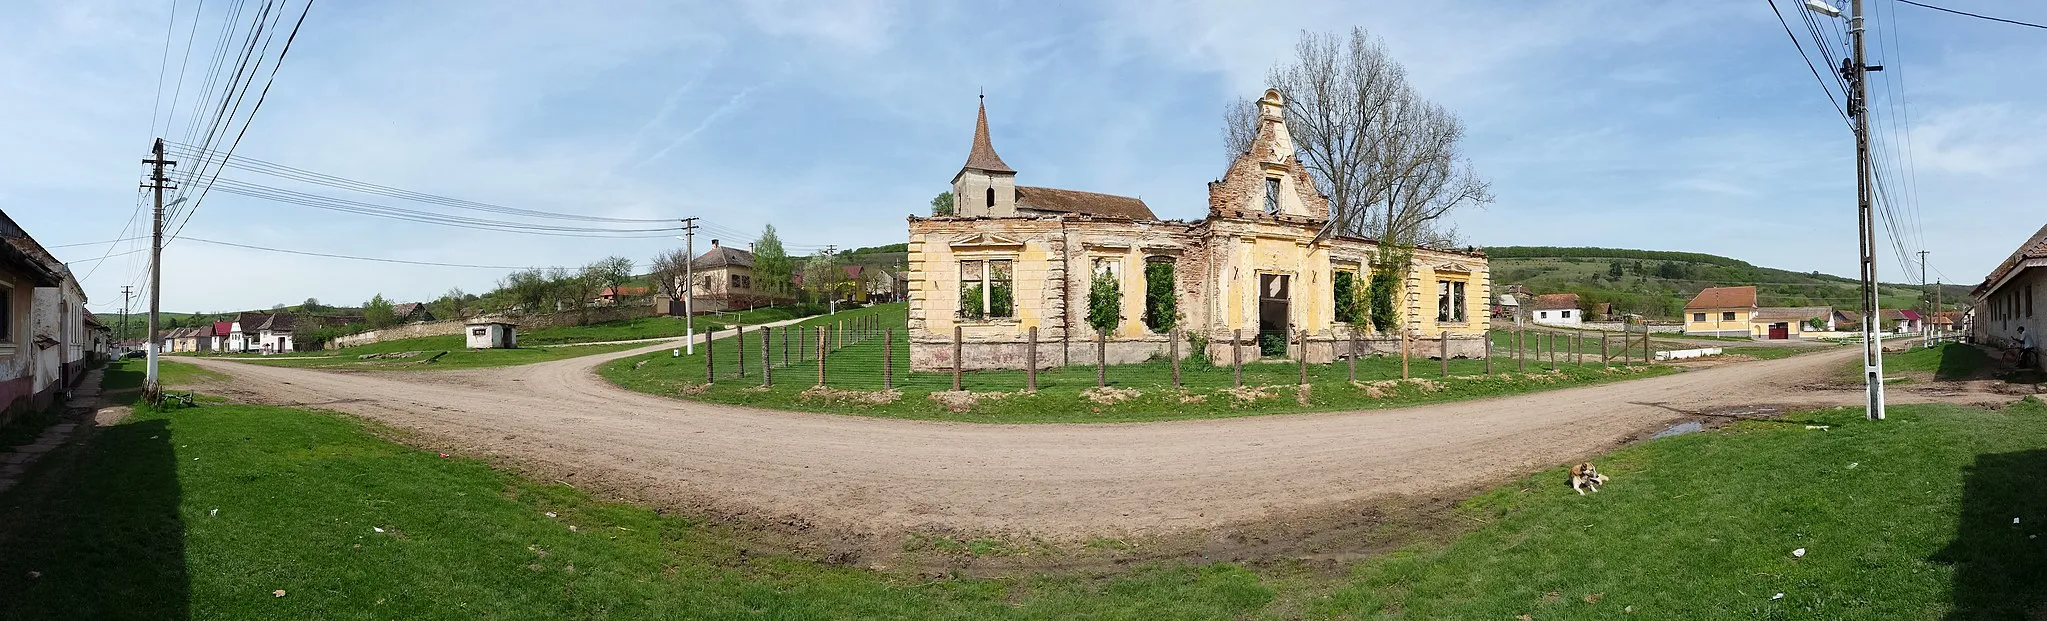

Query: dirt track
left=186, top=342, right=1980, bottom=540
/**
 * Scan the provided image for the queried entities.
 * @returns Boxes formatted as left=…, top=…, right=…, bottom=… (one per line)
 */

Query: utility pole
left=1935, top=279, right=1943, bottom=344
left=822, top=244, right=837, bottom=315
left=141, top=138, right=176, bottom=403
left=1917, top=250, right=1929, bottom=343
left=120, top=285, right=133, bottom=346
left=1846, top=0, right=1887, bottom=420
left=679, top=218, right=698, bottom=355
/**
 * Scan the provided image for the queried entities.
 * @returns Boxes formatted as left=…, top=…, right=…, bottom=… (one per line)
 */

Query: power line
left=48, top=236, right=151, bottom=249
left=200, top=178, right=686, bottom=237
left=1766, top=0, right=1851, bottom=124
left=170, top=0, right=306, bottom=242
left=180, top=236, right=554, bottom=269
left=1895, top=0, right=2047, bottom=29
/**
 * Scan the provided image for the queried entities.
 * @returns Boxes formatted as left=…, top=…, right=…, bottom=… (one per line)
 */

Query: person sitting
left=2020, top=326, right=2037, bottom=369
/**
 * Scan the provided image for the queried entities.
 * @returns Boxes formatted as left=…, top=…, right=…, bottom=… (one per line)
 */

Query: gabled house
left=1750, top=306, right=1832, bottom=339
left=391, top=302, right=434, bottom=323
left=1972, top=222, right=2044, bottom=370
left=1684, top=286, right=1758, bottom=337
left=1881, top=309, right=1922, bottom=334
left=223, top=312, right=294, bottom=353
left=1529, top=294, right=1582, bottom=327
left=595, top=285, right=649, bottom=306
left=689, top=240, right=768, bottom=311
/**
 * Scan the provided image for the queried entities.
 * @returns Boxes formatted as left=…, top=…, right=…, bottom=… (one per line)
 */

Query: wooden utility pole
left=736, top=325, right=746, bottom=377
left=142, top=139, right=175, bottom=403
left=120, top=285, right=132, bottom=345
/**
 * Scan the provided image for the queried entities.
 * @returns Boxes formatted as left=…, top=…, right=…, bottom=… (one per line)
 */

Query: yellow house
left=1684, top=286, right=1757, bottom=337
left=905, top=90, right=1491, bottom=370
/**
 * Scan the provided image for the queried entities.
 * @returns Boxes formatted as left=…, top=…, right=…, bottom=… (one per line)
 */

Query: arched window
left=985, top=187, right=995, bottom=210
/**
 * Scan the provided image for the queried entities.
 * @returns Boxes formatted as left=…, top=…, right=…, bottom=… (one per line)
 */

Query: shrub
left=1087, top=271, right=1121, bottom=336
left=1143, top=261, right=1177, bottom=332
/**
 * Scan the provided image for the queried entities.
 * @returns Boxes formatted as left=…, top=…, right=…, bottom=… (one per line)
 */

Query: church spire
left=961, top=95, right=1014, bottom=174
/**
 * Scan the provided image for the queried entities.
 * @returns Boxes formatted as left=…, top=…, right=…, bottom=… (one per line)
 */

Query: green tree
left=498, top=269, right=551, bottom=312
left=301, top=297, right=325, bottom=313
left=1087, top=271, right=1121, bottom=335
left=1366, top=247, right=1412, bottom=334
left=930, top=192, right=955, bottom=216
left=754, top=225, right=792, bottom=297
left=362, top=294, right=397, bottom=329
left=1332, top=270, right=1362, bottom=324
left=427, top=287, right=468, bottom=320
left=1143, top=261, right=1177, bottom=332
left=1608, top=261, right=1624, bottom=279
left=590, top=256, right=634, bottom=295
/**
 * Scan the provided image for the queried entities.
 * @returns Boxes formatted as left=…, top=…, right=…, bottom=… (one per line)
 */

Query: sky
left=4, top=0, right=2042, bottom=314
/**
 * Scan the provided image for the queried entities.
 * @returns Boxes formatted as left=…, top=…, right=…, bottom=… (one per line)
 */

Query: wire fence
left=679, top=305, right=1663, bottom=395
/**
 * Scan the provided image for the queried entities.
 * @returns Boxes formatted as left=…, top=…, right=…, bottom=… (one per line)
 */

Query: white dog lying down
left=1569, top=462, right=1609, bottom=495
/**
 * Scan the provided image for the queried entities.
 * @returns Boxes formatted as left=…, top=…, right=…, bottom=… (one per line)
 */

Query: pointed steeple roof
left=961, top=97, right=1014, bottom=174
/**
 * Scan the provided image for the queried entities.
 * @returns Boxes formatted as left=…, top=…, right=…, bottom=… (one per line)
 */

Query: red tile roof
left=599, top=286, right=649, bottom=298
left=1685, top=286, right=1757, bottom=310
left=1530, top=293, right=1580, bottom=310
left=1976, top=222, right=2047, bottom=297
left=214, top=321, right=233, bottom=337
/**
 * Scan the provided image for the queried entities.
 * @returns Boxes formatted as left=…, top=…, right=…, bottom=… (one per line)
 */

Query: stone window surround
left=1331, top=261, right=1362, bottom=325
left=956, top=253, right=1017, bottom=324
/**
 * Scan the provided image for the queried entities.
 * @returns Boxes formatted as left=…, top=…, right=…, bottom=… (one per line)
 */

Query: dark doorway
left=1257, top=273, right=1290, bottom=357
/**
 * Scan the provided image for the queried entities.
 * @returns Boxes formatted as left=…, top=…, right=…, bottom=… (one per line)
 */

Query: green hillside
left=1485, top=246, right=1968, bottom=320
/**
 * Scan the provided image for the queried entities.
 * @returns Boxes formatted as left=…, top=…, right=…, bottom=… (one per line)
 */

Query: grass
left=99, top=358, right=232, bottom=405
left=0, top=402, right=63, bottom=448
left=0, top=401, right=1278, bottom=620
left=1314, top=399, right=2047, bottom=619
left=1882, top=342, right=1992, bottom=381
left=4, top=390, right=2043, bottom=618
left=1722, top=346, right=1818, bottom=361
left=600, top=304, right=1678, bottom=423
left=187, top=335, right=649, bottom=372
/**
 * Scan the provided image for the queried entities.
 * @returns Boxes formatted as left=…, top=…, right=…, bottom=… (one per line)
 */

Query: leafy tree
left=930, top=192, right=955, bottom=216
left=1143, top=261, right=1177, bottom=332
left=301, top=298, right=325, bottom=313
left=798, top=251, right=848, bottom=303
left=648, top=249, right=690, bottom=300
left=362, top=294, right=397, bottom=329
left=1608, top=261, right=1624, bottom=279
left=590, top=256, right=634, bottom=295
left=498, top=269, right=551, bottom=312
left=959, top=282, right=984, bottom=320
left=427, top=287, right=468, bottom=320
left=754, top=225, right=792, bottom=297
left=1087, top=270, right=1121, bottom=336
left=1332, top=270, right=1362, bottom=324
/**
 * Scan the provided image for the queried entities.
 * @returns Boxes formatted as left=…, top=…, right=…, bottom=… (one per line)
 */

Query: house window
left=1263, top=177, right=1281, bottom=214
left=1332, top=270, right=1360, bottom=324
left=1435, top=281, right=1466, bottom=323
left=957, top=259, right=1014, bottom=320
left=1722, top=311, right=1736, bottom=321
left=1562, top=310, right=1572, bottom=319
left=1693, top=312, right=1706, bottom=322
left=0, top=282, right=11, bottom=344
left=2029, top=285, right=2036, bottom=317
left=1539, top=311, right=1549, bottom=319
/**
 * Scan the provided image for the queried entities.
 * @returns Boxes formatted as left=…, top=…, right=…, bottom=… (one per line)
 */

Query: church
left=904, top=89, right=1491, bottom=370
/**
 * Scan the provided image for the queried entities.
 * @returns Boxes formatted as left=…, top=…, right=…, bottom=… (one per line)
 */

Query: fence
left=688, top=307, right=1662, bottom=396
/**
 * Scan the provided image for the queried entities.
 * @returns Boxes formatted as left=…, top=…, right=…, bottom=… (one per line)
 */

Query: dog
left=1569, top=462, right=1609, bottom=495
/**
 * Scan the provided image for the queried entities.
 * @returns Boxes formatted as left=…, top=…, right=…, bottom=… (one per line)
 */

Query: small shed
left=465, top=319, right=517, bottom=349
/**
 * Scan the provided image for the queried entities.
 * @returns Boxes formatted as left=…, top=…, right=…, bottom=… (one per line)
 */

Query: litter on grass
left=273, top=590, right=286, bottom=598
left=373, top=527, right=385, bottom=533
left=1792, top=548, right=1806, bottom=558
left=209, top=508, right=218, bottom=517
left=1771, top=593, right=1784, bottom=601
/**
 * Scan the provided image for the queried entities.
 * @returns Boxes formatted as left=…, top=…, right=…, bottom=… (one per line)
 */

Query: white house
left=1973, top=222, right=2045, bottom=371
left=1529, top=293, right=1583, bottom=327
left=2, top=210, right=91, bottom=423
left=223, top=312, right=296, bottom=354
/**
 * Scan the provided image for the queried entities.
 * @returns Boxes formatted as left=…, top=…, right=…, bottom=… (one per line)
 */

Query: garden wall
left=328, top=306, right=652, bottom=349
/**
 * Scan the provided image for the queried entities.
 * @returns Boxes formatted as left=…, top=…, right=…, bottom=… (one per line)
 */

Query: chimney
left=749, top=242, right=755, bottom=254
left=711, top=239, right=720, bottom=249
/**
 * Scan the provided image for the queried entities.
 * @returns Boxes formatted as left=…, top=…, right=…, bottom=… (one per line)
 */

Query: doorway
left=1257, top=273, right=1290, bottom=357
left=1768, top=323, right=1789, bottom=340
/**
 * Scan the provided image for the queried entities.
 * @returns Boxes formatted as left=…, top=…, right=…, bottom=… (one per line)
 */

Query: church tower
left=951, top=96, right=1017, bottom=217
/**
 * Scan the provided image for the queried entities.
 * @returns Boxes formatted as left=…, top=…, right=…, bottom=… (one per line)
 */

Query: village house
left=1973, top=222, right=2045, bottom=370
left=0, top=210, right=92, bottom=424
left=392, top=302, right=434, bottom=322
left=1684, top=286, right=1758, bottom=337
left=865, top=269, right=908, bottom=303
left=688, top=240, right=770, bottom=311
left=595, top=286, right=649, bottom=306
left=904, top=91, right=1491, bottom=370
left=1881, top=309, right=1923, bottom=334
left=1750, top=306, right=1832, bottom=340
left=1528, top=293, right=1582, bottom=327
left=221, top=312, right=295, bottom=354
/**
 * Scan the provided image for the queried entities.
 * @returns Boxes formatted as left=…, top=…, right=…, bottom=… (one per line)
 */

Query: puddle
left=1650, top=421, right=1704, bottom=439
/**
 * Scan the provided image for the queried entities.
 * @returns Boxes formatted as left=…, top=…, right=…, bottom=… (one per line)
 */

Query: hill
left=1485, top=246, right=1969, bottom=320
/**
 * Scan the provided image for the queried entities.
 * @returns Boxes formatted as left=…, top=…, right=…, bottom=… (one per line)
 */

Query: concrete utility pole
left=120, top=285, right=132, bottom=346
left=1847, top=0, right=1887, bottom=420
left=823, top=244, right=838, bottom=314
left=1917, top=249, right=1929, bottom=342
left=141, top=138, right=176, bottom=403
left=679, top=218, right=698, bottom=355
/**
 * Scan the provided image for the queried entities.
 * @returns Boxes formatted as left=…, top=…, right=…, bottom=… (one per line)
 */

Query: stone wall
left=1578, top=321, right=1685, bottom=334
left=328, top=305, right=652, bottom=349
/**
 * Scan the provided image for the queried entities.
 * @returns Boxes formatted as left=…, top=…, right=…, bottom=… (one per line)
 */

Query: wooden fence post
left=736, top=325, right=746, bottom=377
left=1602, top=331, right=1610, bottom=367
left=1232, top=328, right=1243, bottom=388
left=1027, top=326, right=1038, bottom=391
left=1296, top=330, right=1307, bottom=386
left=816, top=327, right=827, bottom=386
left=705, top=325, right=716, bottom=383
left=1401, top=330, right=1411, bottom=379
left=836, top=321, right=844, bottom=351
left=882, top=327, right=892, bottom=390
left=1548, top=332, right=1557, bottom=371
left=1440, top=330, right=1449, bottom=378
left=952, top=325, right=963, bottom=391
left=783, top=326, right=791, bottom=368
left=1096, top=331, right=1107, bottom=388
left=1170, top=329, right=1181, bottom=388
left=761, top=327, right=771, bottom=386
left=1484, top=330, right=1493, bottom=375
left=1516, top=329, right=1525, bottom=372
left=1644, top=327, right=1652, bottom=364
left=1347, top=328, right=1358, bottom=383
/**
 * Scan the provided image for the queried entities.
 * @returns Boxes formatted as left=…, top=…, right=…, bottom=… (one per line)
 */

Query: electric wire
left=181, top=236, right=555, bottom=269
left=1894, top=0, right=2047, bottom=29
left=1766, top=0, right=1851, bottom=125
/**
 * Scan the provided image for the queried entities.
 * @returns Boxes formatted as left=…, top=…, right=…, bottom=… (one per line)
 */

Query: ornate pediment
left=1430, top=261, right=1479, bottom=274
left=949, top=232, right=1025, bottom=249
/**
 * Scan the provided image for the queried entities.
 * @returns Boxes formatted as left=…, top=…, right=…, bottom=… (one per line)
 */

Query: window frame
left=1263, top=177, right=1281, bottom=214
left=1693, top=312, right=1706, bottom=322
left=1722, top=311, right=1737, bottom=321
left=957, top=257, right=1017, bottom=321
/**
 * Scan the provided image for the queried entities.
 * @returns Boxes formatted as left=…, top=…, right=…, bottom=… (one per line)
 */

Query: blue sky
left=5, top=0, right=2042, bottom=314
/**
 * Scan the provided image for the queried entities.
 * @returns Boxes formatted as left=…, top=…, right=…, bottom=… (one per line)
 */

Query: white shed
left=465, top=319, right=517, bottom=349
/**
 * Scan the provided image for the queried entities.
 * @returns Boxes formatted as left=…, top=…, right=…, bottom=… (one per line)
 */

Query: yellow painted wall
left=1684, top=308, right=1753, bottom=334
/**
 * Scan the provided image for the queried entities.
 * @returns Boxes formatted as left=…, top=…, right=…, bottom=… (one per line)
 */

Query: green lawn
left=600, top=305, right=1677, bottom=423
left=3, top=392, right=2041, bottom=618
left=1721, top=346, right=1820, bottom=361
left=1881, top=343, right=1992, bottom=380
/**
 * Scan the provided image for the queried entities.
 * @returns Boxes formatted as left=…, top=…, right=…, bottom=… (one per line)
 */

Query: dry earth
left=185, top=342, right=2010, bottom=549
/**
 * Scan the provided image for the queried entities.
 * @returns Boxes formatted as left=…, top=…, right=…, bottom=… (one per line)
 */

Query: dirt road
left=186, top=343, right=1976, bottom=540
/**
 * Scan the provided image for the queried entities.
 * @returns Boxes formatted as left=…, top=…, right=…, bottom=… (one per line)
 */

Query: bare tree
left=649, top=248, right=690, bottom=299
left=1224, top=27, right=1492, bottom=247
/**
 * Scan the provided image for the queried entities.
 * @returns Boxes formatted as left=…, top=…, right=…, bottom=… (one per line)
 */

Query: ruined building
left=905, top=90, right=1491, bottom=370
